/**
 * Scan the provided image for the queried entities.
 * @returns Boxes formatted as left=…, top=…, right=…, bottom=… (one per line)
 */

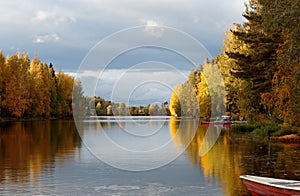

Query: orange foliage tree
left=0, top=51, right=84, bottom=119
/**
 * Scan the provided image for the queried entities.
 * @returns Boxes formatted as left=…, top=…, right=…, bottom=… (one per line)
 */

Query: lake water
left=0, top=117, right=300, bottom=195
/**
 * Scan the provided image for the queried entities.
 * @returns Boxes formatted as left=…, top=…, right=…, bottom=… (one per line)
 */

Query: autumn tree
left=72, top=78, right=85, bottom=119
left=224, top=0, right=279, bottom=122
left=2, top=53, right=31, bottom=117
left=169, top=81, right=199, bottom=117
left=28, top=57, right=51, bottom=118
left=200, top=60, right=225, bottom=117
left=48, top=63, right=58, bottom=117
left=196, top=73, right=211, bottom=117
left=0, top=51, right=5, bottom=116
left=56, top=72, right=74, bottom=118
left=0, top=51, right=84, bottom=119
left=149, top=104, right=165, bottom=115
left=217, top=32, right=246, bottom=117
left=261, top=0, right=300, bottom=128
left=169, top=84, right=182, bottom=117
left=95, top=102, right=101, bottom=115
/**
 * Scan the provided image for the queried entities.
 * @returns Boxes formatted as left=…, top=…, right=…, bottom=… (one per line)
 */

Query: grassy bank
left=231, top=123, right=300, bottom=143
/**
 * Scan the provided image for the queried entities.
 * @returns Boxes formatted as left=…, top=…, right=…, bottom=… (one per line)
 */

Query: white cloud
left=0, top=0, right=246, bottom=72
left=92, top=69, right=188, bottom=104
left=145, top=20, right=160, bottom=27
left=34, top=33, right=60, bottom=43
left=33, top=10, right=50, bottom=22
left=142, top=19, right=165, bottom=38
left=32, top=10, right=76, bottom=25
left=193, top=17, right=200, bottom=24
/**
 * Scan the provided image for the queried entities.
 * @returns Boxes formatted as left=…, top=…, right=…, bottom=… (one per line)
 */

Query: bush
left=231, top=124, right=260, bottom=133
left=251, top=124, right=280, bottom=138
left=272, top=126, right=298, bottom=137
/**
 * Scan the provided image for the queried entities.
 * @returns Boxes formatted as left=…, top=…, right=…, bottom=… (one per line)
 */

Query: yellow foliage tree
left=169, top=84, right=182, bottom=117
left=2, top=53, right=31, bottom=117
left=28, top=57, right=51, bottom=117
left=56, top=72, right=74, bottom=118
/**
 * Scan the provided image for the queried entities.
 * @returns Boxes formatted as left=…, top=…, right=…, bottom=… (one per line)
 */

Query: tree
left=56, top=72, right=74, bottom=118
left=169, top=81, right=199, bottom=117
left=0, top=51, right=5, bottom=116
left=169, top=84, right=182, bottom=117
left=218, top=32, right=246, bottom=117
left=106, top=105, right=112, bottom=116
left=72, top=78, right=85, bottom=119
left=49, top=63, right=58, bottom=117
left=0, top=51, right=84, bottom=119
left=149, top=104, right=165, bottom=115
left=2, top=53, right=31, bottom=117
left=181, top=82, right=199, bottom=117
left=95, top=102, right=102, bottom=115
left=224, top=0, right=279, bottom=122
left=118, top=102, right=128, bottom=116
left=28, top=57, right=51, bottom=118
left=196, top=73, right=211, bottom=117
left=261, top=0, right=300, bottom=128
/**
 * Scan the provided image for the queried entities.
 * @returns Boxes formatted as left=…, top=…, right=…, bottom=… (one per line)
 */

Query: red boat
left=240, top=175, right=300, bottom=196
left=201, top=121, right=232, bottom=126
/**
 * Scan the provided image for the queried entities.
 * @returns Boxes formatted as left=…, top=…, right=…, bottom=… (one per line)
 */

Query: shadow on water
left=169, top=117, right=300, bottom=195
left=0, top=120, right=81, bottom=183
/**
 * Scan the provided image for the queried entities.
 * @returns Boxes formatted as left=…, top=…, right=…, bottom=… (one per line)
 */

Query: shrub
left=251, top=124, right=280, bottom=138
left=231, top=124, right=260, bottom=133
left=272, top=126, right=298, bottom=137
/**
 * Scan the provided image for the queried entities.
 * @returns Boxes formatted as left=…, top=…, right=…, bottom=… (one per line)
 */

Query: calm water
left=0, top=117, right=300, bottom=195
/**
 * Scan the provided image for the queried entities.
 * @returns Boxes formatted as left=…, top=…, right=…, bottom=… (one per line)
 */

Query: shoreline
left=0, top=117, right=73, bottom=123
left=270, top=134, right=300, bottom=144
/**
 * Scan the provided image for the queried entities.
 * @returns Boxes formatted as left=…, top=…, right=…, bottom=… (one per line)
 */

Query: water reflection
left=169, top=118, right=300, bottom=195
left=81, top=116, right=193, bottom=171
left=0, top=118, right=299, bottom=195
left=0, top=120, right=81, bottom=183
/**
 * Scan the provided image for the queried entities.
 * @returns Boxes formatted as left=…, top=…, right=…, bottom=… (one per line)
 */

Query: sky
left=0, top=0, right=246, bottom=105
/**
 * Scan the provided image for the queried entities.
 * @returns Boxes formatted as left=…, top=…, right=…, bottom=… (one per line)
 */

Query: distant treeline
left=170, top=0, right=300, bottom=131
left=85, top=96, right=170, bottom=116
left=0, top=51, right=83, bottom=119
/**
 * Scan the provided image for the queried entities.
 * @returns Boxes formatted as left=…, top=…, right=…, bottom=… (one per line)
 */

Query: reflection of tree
left=0, top=120, right=81, bottom=183
left=169, top=119, right=248, bottom=195
left=267, top=144, right=300, bottom=180
left=169, top=117, right=199, bottom=149
left=170, top=119, right=300, bottom=195
left=199, top=133, right=246, bottom=195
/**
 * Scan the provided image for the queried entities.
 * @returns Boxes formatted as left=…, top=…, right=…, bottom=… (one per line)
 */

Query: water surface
left=0, top=117, right=300, bottom=195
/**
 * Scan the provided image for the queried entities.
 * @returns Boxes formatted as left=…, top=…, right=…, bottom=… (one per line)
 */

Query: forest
left=170, top=0, right=300, bottom=131
left=0, top=51, right=170, bottom=119
left=0, top=51, right=83, bottom=119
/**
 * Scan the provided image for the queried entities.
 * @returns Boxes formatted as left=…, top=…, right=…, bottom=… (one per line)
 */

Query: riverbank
left=231, top=123, right=300, bottom=144
left=0, top=117, right=73, bottom=123
left=270, top=134, right=300, bottom=144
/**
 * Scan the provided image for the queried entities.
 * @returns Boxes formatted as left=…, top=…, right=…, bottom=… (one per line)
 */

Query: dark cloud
left=1, top=0, right=245, bottom=104
left=0, top=0, right=245, bottom=71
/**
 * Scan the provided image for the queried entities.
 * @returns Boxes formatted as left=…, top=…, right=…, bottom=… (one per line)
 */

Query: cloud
left=34, top=33, right=60, bottom=43
left=32, top=10, right=76, bottom=25
left=145, top=20, right=160, bottom=27
left=193, top=17, right=200, bottom=24
left=92, top=69, right=189, bottom=104
left=0, top=0, right=246, bottom=72
left=142, top=19, right=165, bottom=38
